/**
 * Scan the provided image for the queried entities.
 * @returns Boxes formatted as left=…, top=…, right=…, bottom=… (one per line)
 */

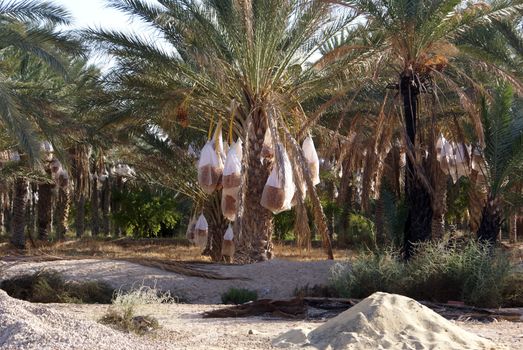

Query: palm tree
left=89, top=0, right=359, bottom=261
left=37, top=164, right=54, bottom=241
left=0, top=1, right=82, bottom=248
left=329, top=0, right=523, bottom=257
left=476, top=84, right=523, bottom=243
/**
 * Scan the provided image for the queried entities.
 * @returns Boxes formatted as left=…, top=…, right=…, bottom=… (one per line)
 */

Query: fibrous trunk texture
left=401, top=74, right=432, bottom=259
left=75, top=195, right=85, bottom=238
left=509, top=214, right=517, bottom=244
left=236, top=107, right=273, bottom=262
left=468, top=170, right=487, bottom=233
left=100, top=178, right=111, bottom=235
left=55, top=186, right=70, bottom=240
left=91, top=177, right=100, bottom=236
left=11, top=177, right=27, bottom=249
left=477, top=197, right=502, bottom=245
left=111, top=176, right=123, bottom=237
left=37, top=182, right=54, bottom=241
left=202, top=193, right=229, bottom=262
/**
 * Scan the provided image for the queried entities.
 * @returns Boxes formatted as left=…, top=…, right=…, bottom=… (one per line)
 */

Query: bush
left=0, top=270, right=114, bottom=303
left=99, top=284, right=174, bottom=334
left=112, top=187, right=182, bottom=237
left=274, top=210, right=295, bottom=241
left=221, top=287, right=258, bottom=304
left=338, top=213, right=376, bottom=249
left=330, top=240, right=516, bottom=307
left=331, top=250, right=405, bottom=298
left=502, top=273, right=523, bottom=307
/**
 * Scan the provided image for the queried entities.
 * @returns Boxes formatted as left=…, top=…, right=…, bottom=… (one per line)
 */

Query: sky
left=51, top=0, right=159, bottom=68
left=53, top=0, right=148, bottom=32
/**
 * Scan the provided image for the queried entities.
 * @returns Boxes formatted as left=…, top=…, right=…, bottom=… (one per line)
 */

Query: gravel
left=0, top=290, right=168, bottom=350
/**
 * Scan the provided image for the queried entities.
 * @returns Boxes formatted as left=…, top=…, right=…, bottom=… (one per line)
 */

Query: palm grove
left=0, top=0, right=522, bottom=263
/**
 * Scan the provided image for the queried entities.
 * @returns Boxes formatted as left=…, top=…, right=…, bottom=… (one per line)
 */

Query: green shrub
left=221, top=287, right=258, bottom=304
left=404, top=241, right=510, bottom=307
left=501, top=273, right=523, bottom=307
left=331, top=250, right=405, bottom=298
left=274, top=210, right=296, bottom=241
left=0, top=270, right=114, bottom=303
left=112, top=187, right=181, bottom=237
left=338, top=213, right=376, bottom=249
left=330, top=240, right=514, bottom=307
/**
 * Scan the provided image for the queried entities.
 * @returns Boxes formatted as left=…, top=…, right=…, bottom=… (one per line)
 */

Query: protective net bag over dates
left=221, top=189, right=238, bottom=221
left=197, top=141, right=223, bottom=194
left=302, top=136, right=320, bottom=186
left=193, top=213, right=208, bottom=248
left=261, top=128, right=274, bottom=159
left=222, top=140, right=242, bottom=189
left=221, top=224, right=235, bottom=258
left=260, top=149, right=296, bottom=214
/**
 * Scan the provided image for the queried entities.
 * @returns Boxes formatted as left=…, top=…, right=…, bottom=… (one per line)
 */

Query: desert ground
left=0, top=242, right=522, bottom=350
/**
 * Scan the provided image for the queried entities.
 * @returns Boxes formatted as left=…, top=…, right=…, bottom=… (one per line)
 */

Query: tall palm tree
left=0, top=1, right=82, bottom=248
left=476, top=84, right=523, bottom=243
left=89, top=0, right=359, bottom=261
left=330, top=0, right=523, bottom=257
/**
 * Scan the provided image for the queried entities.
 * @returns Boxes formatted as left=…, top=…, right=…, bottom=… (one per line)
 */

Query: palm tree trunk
left=11, top=177, right=27, bottom=249
left=91, top=176, right=100, bottom=236
left=204, top=194, right=229, bottom=262
left=0, top=190, right=4, bottom=236
left=37, top=182, right=54, bottom=241
left=468, top=170, right=487, bottom=233
left=70, top=145, right=89, bottom=238
left=55, top=185, right=70, bottom=240
left=26, top=183, right=37, bottom=241
left=431, top=168, right=447, bottom=241
left=75, top=194, right=85, bottom=238
left=100, top=178, right=111, bottom=235
left=400, top=73, right=432, bottom=259
left=509, top=213, right=517, bottom=244
left=3, top=190, right=12, bottom=235
left=517, top=215, right=522, bottom=243
left=111, top=176, right=123, bottom=237
left=477, top=195, right=502, bottom=244
left=337, top=159, right=354, bottom=238
left=236, top=108, right=274, bottom=262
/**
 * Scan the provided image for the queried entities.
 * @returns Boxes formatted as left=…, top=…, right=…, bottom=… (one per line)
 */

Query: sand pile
left=0, top=290, right=165, bottom=350
left=273, top=292, right=499, bottom=350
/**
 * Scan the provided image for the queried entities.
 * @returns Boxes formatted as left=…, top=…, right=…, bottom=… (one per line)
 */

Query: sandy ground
left=45, top=302, right=523, bottom=349
left=1, top=258, right=522, bottom=349
left=0, top=258, right=337, bottom=303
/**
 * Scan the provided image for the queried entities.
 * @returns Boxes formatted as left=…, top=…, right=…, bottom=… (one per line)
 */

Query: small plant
left=99, top=283, right=175, bottom=334
left=0, top=270, right=114, bottom=303
left=221, top=287, right=258, bottom=304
